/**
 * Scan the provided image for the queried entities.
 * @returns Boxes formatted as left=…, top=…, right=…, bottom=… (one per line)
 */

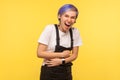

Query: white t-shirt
left=38, top=24, right=82, bottom=52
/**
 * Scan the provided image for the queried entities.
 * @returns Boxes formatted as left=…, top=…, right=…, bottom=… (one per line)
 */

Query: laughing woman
left=37, top=4, right=82, bottom=80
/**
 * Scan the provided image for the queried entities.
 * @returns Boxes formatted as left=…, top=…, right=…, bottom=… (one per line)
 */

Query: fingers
left=45, top=61, right=55, bottom=67
left=62, top=50, right=71, bottom=58
left=45, top=61, right=52, bottom=67
left=45, top=59, right=61, bottom=67
left=45, top=60, right=51, bottom=65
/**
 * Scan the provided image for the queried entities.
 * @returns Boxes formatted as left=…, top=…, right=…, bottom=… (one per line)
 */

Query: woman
left=37, top=4, right=82, bottom=80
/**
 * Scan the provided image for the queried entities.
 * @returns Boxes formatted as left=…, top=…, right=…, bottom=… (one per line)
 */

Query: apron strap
left=55, top=24, right=60, bottom=46
left=69, top=28, right=73, bottom=49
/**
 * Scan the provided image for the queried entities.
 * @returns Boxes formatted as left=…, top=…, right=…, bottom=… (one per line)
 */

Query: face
left=58, top=10, right=77, bottom=32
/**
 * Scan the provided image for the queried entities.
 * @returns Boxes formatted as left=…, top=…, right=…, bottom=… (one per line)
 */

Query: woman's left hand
left=45, top=58, right=62, bottom=67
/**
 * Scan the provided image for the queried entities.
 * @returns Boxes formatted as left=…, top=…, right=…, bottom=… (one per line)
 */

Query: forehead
left=62, top=10, right=77, bottom=16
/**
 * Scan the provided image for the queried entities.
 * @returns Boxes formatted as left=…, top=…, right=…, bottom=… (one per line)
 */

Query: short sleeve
left=73, top=28, right=82, bottom=47
left=38, top=25, right=53, bottom=45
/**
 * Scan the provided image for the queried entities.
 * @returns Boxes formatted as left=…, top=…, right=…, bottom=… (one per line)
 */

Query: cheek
left=73, top=20, right=76, bottom=23
left=72, top=19, right=76, bottom=23
left=60, top=18, right=65, bottom=23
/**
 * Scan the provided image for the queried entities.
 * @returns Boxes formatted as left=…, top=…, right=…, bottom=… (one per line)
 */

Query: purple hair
left=58, top=4, right=79, bottom=18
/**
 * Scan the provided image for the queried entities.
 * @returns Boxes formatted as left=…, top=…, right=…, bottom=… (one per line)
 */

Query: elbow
left=72, top=55, right=78, bottom=61
left=73, top=57, right=77, bottom=61
left=37, top=53, right=41, bottom=58
left=37, top=51, right=43, bottom=58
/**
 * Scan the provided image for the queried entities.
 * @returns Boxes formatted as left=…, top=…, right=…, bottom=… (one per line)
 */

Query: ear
left=58, top=14, right=61, bottom=21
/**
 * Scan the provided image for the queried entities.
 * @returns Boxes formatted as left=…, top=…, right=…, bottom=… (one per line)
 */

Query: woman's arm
left=44, top=46, right=79, bottom=67
left=64, top=46, right=79, bottom=63
left=37, top=43, right=70, bottom=59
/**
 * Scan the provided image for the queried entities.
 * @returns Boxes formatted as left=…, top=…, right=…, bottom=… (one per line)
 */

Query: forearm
left=64, top=54, right=78, bottom=63
left=37, top=51, right=63, bottom=59
left=64, top=46, right=79, bottom=63
left=37, top=43, right=65, bottom=59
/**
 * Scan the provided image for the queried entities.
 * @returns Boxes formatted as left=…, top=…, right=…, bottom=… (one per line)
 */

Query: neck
left=58, top=24, right=66, bottom=33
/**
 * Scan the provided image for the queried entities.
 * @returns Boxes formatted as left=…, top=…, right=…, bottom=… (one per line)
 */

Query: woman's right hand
left=62, top=50, right=71, bottom=58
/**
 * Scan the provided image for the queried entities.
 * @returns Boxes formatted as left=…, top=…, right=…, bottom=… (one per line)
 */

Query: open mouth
left=64, top=23, right=71, bottom=27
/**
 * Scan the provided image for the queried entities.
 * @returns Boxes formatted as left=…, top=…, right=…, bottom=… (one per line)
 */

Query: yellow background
left=0, top=0, right=120, bottom=80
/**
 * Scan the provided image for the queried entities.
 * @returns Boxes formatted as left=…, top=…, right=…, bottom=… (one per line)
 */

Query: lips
left=64, top=23, right=71, bottom=27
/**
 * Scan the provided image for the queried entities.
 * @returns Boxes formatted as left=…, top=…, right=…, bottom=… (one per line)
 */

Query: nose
left=67, top=18, right=72, bottom=23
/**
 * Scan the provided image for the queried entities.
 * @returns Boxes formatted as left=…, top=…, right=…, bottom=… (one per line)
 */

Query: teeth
left=65, top=23, right=71, bottom=27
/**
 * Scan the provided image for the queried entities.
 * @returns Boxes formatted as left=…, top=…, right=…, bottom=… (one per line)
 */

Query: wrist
left=61, top=58, right=65, bottom=64
left=61, top=52, right=64, bottom=58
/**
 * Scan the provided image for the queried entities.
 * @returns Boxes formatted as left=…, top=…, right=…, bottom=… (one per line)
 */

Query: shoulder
left=71, top=27, right=80, bottom=34
left=44, top=24, right=55, bottom=31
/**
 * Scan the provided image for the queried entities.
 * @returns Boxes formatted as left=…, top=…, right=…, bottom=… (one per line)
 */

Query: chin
left=65, top=28, right=70, bottom=32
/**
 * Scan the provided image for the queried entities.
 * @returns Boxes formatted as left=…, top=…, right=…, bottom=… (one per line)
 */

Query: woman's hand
left=45, top=58, right=62, bottom=67
left=61, top=50, right=71, bottom=58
